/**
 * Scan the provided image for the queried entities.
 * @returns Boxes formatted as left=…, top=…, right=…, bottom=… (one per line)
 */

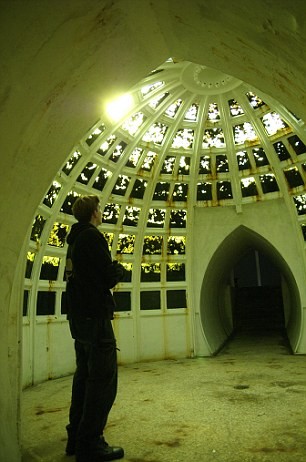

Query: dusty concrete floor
left=22, top=329, right=306, bottom=462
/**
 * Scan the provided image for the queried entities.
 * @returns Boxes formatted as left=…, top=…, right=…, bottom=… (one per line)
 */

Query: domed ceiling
left=24, top=58, right=306, bottom=317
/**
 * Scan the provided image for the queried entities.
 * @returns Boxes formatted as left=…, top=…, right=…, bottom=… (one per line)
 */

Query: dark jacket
left=66, top=222, right=124, bottom=321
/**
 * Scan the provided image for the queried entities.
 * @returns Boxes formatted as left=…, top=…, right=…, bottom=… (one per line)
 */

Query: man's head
left=72, top=195, right=102, bottom=226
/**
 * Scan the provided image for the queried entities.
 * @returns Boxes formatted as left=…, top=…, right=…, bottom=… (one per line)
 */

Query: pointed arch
left=200, top=225, right=301, bottom=355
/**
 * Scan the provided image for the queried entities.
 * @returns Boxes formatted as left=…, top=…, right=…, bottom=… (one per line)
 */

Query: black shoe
left=76, top=440, right=124, bottom=462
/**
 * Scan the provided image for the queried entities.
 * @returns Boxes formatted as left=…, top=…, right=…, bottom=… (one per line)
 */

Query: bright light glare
left=106, top=94, right=134, bottom=122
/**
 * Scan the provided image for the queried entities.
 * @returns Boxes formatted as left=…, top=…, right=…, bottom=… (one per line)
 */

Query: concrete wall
left=1, top=1, right=306, bottom=459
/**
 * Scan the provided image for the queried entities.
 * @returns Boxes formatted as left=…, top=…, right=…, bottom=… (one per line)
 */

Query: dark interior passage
left=231, top=248, right=286, bottom=338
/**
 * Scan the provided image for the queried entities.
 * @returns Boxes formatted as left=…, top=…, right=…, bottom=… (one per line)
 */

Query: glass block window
left=104, top=233, right=114, bottom=249
left=25, top=252, right=35, bottom=279
left=199, top=156, right=211, bottom=174
left=169, top=209, right=187, bottom=228
left=77, top=162, right=97, bottom=185
left=47, top=223, right=69, bottom=248
left=43, top=181, right=61, bottom=207
left=141, top=81, right=164, bottom=97
left=61, top=291, right=68, bottom=315
left=117, top=234, right=135, bottom=254
left=207, top=103, right=220, bottom=121
left=166, top=263, right=185, bottom=281
left=153, top=182, right=170, bottom=201
left=217, top=181, right=233, bottom=200
left=130, top=179, right=148, bottom=199
left=167, top=236, right=186, bottom=255
left=97, top=135, right=116, bottom=156
left=246, top=92, right=265, bottom=109
left=259, top=174, right=279, bottom=194
left=283, top=167, right=304, bottom=188
left=141, top=151, right=158, bottom=172
left=216, top=155, right=229, bottom=173
left=172, top=128, right=194, bottom=149
left=93, top=168, right=112, bottom=191
left=125, top=147, right=143, bottom=168
left=293, top=194, right=306, bottom=215
left=273, top=141, right=290, bottom=161
left=103, top=203, right=121, bottom=224
left=172, top=183, right=188, bottom=201
left=60, top=191, right=79, bottom=215
left=164, top=99, right=183, bottom=118
left=85, top=124, right=106, bottom=146
left=113, top=292, right=131, bottom=312
left=178, top=156, right=190, bottom=175
left=228, top=99, right=244, bottom=117
left=112, top=175, right=130, bottom=196
left=36, top=291, right=56, bottom=316
left=142, top=122, right=168, bottom=145
left=143, top=236, right=163, bottom=255
left=184, top=103, right=198, bottom=121
left=166, top=290, right=187, bottom=309
left=141, top=263, right=161, bottom=282
left=233, top=122, right=258, bottom=145
left=121, top=112, right=146, bottom=136
left=122, top=206, right=141, bottom=226
left=62, top=150, right=81, bottom=175
left=202, top=128, right=225, bottom=148
left=161, top=156, right=176, bottom=174
left=39, top=256, right=60, bottom=281
left=149, top=92, right=169, bottom=109
left=237, top=151, right=251, bottom=171
left=261, top=112, right=289, bottom=136
left=197, top=182, right=212, bottom=201
left=121, top=263, right=132, bottom=282
left=30, top=215, right=46, bottom=241
left=288, top=135, right=306, bottom=155
left=241, top=177, right=257, bottom=197
left=147, top=208, right=166, bottom=228
left=140, top=291, right=161, bottom=310
left=23, top=290, right=29, bottom=316
left=109, top=141, right=127, bottom=163
left=252, top=147, right=269, bottom=167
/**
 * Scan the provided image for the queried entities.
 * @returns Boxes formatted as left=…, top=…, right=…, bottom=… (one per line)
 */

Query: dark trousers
left=67, top=318, right=118, bottom=448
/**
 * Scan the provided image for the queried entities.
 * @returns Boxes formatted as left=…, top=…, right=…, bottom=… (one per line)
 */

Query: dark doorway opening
left=232, top=249, right=285, bottom=332
left=228, top=248, right=291, bottom=354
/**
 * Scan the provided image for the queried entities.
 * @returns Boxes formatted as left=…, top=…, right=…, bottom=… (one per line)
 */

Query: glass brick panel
left=143, top=236, right=163, bottom=255
left=113, top=292, right=131, bottom=311
left=169, top=209, right=187, bottom=228
left=166, top=290, right=187, bottom=309
left=141, top=263, right=161, bottom=282
left=48, top=223, right=69, bottom=248
left=43, top=181, right=61, bottom=207
left=39, top=256, right=60, bottom=281
left=167, top=236, right=186, bottom=255
left=36, top=291, right=56, bottom=316
left=117, top=234, right=135, bottom=254
left=197, top=182, right=212, bottom=201
left=166, top=263, right=185, bottom=281
left=259, top=174, right=279, bottom=194
left=140, top=291, right=161, bottom=310
left=103, top=204, right=121, bottom=224
left=217, top=181, right=233, bottom=200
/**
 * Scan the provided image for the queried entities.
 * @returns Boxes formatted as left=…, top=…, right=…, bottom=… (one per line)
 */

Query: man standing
left=65, top=195, right=125, bottom=462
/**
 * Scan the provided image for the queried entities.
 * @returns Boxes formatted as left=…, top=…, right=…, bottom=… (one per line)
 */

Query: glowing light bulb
left=106, top=94, right=133, bottom=122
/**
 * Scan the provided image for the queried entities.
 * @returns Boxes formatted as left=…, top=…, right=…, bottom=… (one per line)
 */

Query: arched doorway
left=200, top=226, right=301, bottom=355
left=232, top=249, right=285, bottom=333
